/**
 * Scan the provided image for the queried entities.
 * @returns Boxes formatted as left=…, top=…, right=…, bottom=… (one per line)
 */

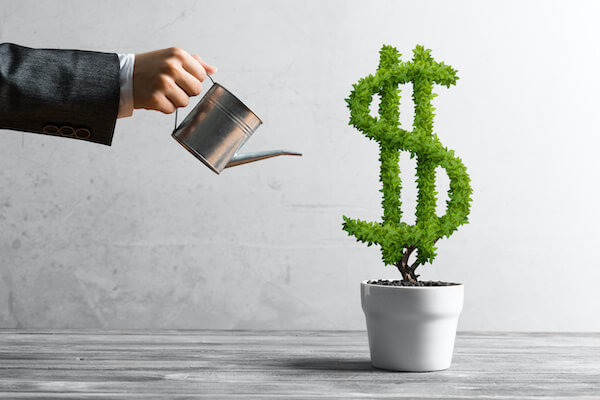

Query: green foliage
left=343, top=45, right=473, bottom=272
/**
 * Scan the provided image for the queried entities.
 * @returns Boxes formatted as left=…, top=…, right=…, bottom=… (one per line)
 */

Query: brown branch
left=395, top=245, right=417, bottom=283
left=409, top=259, right=420, bottom=276
left=406, top=238, right=440, bottom=281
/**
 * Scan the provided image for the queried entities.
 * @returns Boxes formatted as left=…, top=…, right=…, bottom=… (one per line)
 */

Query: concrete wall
left=1, top=0, right=599, bottom=331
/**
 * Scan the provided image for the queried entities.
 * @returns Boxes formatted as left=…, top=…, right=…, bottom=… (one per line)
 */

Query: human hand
left=133, top=47, right=217, bottom=114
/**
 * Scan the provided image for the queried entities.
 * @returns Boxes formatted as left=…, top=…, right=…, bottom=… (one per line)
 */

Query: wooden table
left=0, top=330, right=598, bottom=399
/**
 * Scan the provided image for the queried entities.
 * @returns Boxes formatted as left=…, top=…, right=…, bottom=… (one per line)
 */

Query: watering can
left=172, top=76, right=302, bottom=174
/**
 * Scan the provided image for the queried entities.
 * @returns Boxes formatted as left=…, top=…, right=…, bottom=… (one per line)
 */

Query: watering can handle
left=173, top=74, right=216, bottom=131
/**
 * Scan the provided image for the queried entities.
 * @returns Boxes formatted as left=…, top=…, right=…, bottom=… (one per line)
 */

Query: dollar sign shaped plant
left=343, top=45, right=473, bottom=283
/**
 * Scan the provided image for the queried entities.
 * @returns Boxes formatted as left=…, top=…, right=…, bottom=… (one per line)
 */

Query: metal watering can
left=172, top=76, right=302, bottom=174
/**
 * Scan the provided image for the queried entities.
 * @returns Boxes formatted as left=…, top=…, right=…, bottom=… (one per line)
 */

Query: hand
left=133, top=47, right=217, bottom=114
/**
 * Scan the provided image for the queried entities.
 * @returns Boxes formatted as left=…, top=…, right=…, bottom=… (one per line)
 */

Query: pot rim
left=361, top=279, right=463, bottom=289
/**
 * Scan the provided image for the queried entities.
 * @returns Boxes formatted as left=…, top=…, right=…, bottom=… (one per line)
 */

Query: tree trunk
left=396, top=246, right=418, bottom=283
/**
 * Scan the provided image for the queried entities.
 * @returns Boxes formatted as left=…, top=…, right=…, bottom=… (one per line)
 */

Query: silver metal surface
left=172, top=81, right=301, bottom=174
left=225, top=150, right=303, bottom=168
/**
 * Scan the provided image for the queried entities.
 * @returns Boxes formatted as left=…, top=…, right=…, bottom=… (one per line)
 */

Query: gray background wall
left=1, top=0, right=599, bottom=331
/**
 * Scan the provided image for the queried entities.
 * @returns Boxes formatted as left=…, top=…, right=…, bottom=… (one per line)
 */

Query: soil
left=367, top=279, right=460, bottom=287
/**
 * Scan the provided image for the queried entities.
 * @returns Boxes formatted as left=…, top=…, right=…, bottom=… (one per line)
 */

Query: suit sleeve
left=0, top=43, right=120, bottom=145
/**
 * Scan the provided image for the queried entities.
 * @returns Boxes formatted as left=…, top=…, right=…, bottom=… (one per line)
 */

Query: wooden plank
left=0, top=330, right=598, bottom=399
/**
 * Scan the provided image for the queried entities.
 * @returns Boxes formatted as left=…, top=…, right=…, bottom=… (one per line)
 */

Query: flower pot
left=361, top=280, right=464, bottom=372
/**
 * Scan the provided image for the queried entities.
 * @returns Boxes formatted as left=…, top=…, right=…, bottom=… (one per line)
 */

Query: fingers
left=175, top=69, right=203, bottom=97
left=175, top=50, right=217, bottom=96
left=192, top=55, right=218, bottom=75
left=165, top=84, right=190, bottom=109
left=180, top=51, right=208, bottom=82
left=152, top=80, right=190, bottom=114
left=132, top=47, right=217, bottom=114
left=152, top=95, right=176, bottom=114
left=141, top=79, right=188, bottom=114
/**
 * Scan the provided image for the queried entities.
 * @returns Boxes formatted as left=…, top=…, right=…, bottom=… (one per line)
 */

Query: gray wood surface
left=0, top=330, right=598, bottom=399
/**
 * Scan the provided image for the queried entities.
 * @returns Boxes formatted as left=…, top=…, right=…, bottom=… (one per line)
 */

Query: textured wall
left=1, top=0, right=600, bottom=331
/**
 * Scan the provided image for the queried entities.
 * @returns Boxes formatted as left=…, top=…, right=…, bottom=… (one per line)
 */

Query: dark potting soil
left=367, top=279, right=460, bottom=287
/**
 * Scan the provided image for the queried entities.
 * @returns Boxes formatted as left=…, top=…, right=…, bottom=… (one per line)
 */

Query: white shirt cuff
left=117, top=53, right=135, bottom=118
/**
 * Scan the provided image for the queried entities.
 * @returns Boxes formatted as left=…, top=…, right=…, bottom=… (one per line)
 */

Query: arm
left=0, top=44, right=217, bottom=146
left=0, top=42, right=120, bottom=145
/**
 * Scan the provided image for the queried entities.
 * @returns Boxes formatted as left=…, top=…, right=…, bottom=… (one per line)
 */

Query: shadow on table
left=282, top=357, right=374, bottom=372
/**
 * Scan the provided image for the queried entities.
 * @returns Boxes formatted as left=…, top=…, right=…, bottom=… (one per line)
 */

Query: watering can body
left=172, top=82, right=301, bottom=174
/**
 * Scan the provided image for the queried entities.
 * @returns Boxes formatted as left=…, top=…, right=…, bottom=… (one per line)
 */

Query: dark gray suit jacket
left=0, top=43, right=120, bottom=145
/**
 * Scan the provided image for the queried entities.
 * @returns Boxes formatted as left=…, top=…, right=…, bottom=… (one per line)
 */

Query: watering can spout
left=225, top=150, right=302, bottom=169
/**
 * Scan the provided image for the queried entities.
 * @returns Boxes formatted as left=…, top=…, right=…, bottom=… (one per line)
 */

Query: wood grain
left=0, top=330, right=598, bottom=399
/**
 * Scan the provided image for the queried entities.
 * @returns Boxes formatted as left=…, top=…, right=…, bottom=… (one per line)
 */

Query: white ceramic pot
left=361, top=280, right=464, bottom=372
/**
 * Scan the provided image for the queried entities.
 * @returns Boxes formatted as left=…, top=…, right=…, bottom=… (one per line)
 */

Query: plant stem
left=396, top=246, right=418, bottom=283
left=401, top=238, right=440, bottom=282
